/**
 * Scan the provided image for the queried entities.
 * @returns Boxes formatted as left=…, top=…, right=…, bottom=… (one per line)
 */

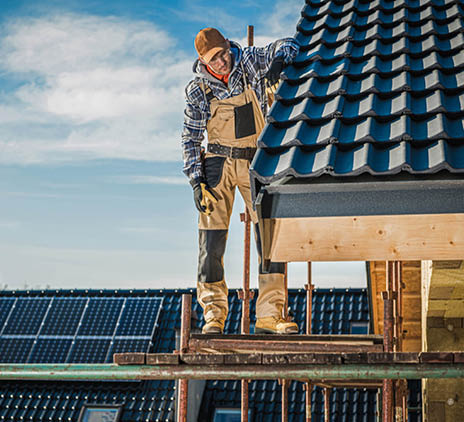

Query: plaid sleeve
left=181, top=80, right=210, bottom=181
left=247, top=37, right=300, bottom=77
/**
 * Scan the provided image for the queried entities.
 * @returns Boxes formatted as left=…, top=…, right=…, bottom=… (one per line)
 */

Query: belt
left=207, top=143, right=256, bottom=160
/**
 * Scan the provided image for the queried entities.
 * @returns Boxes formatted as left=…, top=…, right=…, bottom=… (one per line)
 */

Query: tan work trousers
left=197, top=83, right=286, bottom=319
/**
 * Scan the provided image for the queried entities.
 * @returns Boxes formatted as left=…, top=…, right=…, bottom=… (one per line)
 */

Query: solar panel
left=28, top=339, right=73, bottom=363
left=78, top=298, right=124, bottom=336
left=0, top=338, right=35, bottom=363
left=68, top=339, right=112, bottom=363
left=116, top=298, right=163, bottom=336
left=0, top=298, right=15, bottom=330
left=2, top=298, right=51, bottom=335
left=41, top=298, right=87, bottom=335
left=0, top=296, right=163, bottom=364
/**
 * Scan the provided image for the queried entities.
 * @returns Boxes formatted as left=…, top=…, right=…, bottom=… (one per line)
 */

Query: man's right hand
left=191, top=179, right=218, bottom=215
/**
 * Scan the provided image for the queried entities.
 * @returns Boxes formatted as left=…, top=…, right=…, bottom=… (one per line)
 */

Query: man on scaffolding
left=182, top=27, right=300, bottom=334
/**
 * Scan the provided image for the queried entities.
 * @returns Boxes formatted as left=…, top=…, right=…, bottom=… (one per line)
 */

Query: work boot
left=255, top=316, right=299, bottom=334
left=197, top=280, right=228, bottom=334
left=255, top=273, right=299, bottom=334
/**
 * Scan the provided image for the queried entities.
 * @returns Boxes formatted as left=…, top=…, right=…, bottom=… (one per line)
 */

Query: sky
left=0, top=0, right=366, bottom=291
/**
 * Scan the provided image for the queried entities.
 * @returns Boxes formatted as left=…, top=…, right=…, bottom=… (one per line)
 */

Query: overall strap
left=240, top=61, right=249, bottom=89
left=201, top=80, right=216, bottom=103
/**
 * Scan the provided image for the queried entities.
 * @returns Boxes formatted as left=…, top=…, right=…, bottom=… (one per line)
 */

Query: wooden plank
left=113, top=353, right=145, bottom=365
left=434, top=261, right=463, bottom=270
left=265, top=214, right=464, bottom=262
left=224, top=353, right=262, bottom=365
left=181, top=354, right=225, bottom=365
left=402, top=339, right=422, bottom=352
left=367, top=353, right=419, bottom=364
left=316, top=380, right=382, bottom=388
left=454, top=353, right=464, bottom=363
left=146, top=353, right=180, bottom=365
left=419, top=352, right=454, bottom=363
left=188, top=338, right=384, bottom=354
left=341, top=353, right=368, bottom=363
left=190, top=333, right=383, bottom=343
left=262, top=353, right=342, bottom=365
left=403, top=297, right=421, bottom=321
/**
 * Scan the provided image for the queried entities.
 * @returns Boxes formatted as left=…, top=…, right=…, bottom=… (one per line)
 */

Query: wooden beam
left=264, top=214, right=464, bottom=262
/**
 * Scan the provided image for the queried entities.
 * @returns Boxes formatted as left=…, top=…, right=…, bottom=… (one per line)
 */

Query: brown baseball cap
left=195, top=28, right=228, bottom=63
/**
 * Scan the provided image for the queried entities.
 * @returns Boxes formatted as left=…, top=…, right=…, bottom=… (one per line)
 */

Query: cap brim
left=202, top=45, right=228, bottom=64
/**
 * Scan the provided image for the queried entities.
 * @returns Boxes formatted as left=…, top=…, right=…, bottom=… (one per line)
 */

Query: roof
left=250, top=0, right=464, bottom=192
left=0, top=288, right=423, bottom=421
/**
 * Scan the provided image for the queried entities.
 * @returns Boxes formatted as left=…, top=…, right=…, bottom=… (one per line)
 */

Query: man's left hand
left=265, top=56, right=285, bottom=86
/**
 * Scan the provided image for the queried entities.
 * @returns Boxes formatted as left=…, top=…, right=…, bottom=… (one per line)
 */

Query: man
left=182, top=27, right=300, bottom=334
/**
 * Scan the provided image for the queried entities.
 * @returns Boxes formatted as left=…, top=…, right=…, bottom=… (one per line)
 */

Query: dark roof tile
left=252, top=0, right=464, bottom=186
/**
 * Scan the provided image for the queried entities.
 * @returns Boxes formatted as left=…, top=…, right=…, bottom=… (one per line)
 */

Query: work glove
left=265, top=55, right=285, bottom=87
left=191, top=179, right=218, bottom=215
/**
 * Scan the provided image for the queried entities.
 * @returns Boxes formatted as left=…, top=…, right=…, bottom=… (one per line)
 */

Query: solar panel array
left=0, top=297, right=163, bottom=364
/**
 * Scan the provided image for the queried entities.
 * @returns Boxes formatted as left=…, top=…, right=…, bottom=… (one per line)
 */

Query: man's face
left=207, top=48, right=232, bottom=75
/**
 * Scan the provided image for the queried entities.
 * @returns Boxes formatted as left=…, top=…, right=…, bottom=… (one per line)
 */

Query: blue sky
left=0, top=0, right=365, bottom=290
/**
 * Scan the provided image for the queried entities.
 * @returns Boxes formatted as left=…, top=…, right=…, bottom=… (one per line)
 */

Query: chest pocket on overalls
left=210, top=106, right=235, bottom=140
left=234, top=102, right=256, bottom=139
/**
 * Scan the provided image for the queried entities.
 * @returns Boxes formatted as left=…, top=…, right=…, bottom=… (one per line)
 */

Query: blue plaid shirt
left=181, top=38, right=300, bottom=182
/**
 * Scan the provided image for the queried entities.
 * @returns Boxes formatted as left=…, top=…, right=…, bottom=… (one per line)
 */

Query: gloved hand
left=265, top=55, right=285, bottom=86
left=191, top=179, right=218, bottom=215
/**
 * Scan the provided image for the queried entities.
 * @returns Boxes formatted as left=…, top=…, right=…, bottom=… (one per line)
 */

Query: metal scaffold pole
left=2, top=362, right=464, bottom=381
left=305, top=262, right=314, bottom=422
left=238, top=24, right=255, bottom=422
left=382, top=261, right=395, bottom=422
left=177, top=294, right=191, bottom=422
left=323, top=388, right=332, bottom=422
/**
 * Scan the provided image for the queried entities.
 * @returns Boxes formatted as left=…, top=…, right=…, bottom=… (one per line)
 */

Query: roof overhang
left=256, top=176, right=464, bottom=263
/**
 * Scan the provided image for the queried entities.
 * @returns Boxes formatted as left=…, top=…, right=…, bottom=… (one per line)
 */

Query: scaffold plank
left=113, top=353, right=145, bottom=365
left=419, top=352, right=454, bottom=363
left=262, top=353, right=342, bottom=365
left=145, top=353, right=179, bottom=365
left=188, top=338, right=383, bottom=354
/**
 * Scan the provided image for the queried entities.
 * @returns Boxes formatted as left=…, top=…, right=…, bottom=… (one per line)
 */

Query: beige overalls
left=197, top=64, right=287, bottom=323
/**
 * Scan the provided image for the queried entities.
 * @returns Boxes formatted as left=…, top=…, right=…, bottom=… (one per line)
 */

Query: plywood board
left=266, top=214, right=464, bottom=262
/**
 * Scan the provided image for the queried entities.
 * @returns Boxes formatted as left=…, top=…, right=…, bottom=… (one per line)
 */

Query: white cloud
left=0, top=13, right=191, bottom=164
left=0, top=3, right=305, bottom=165
left=236, top=0, right=302, bottom=47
